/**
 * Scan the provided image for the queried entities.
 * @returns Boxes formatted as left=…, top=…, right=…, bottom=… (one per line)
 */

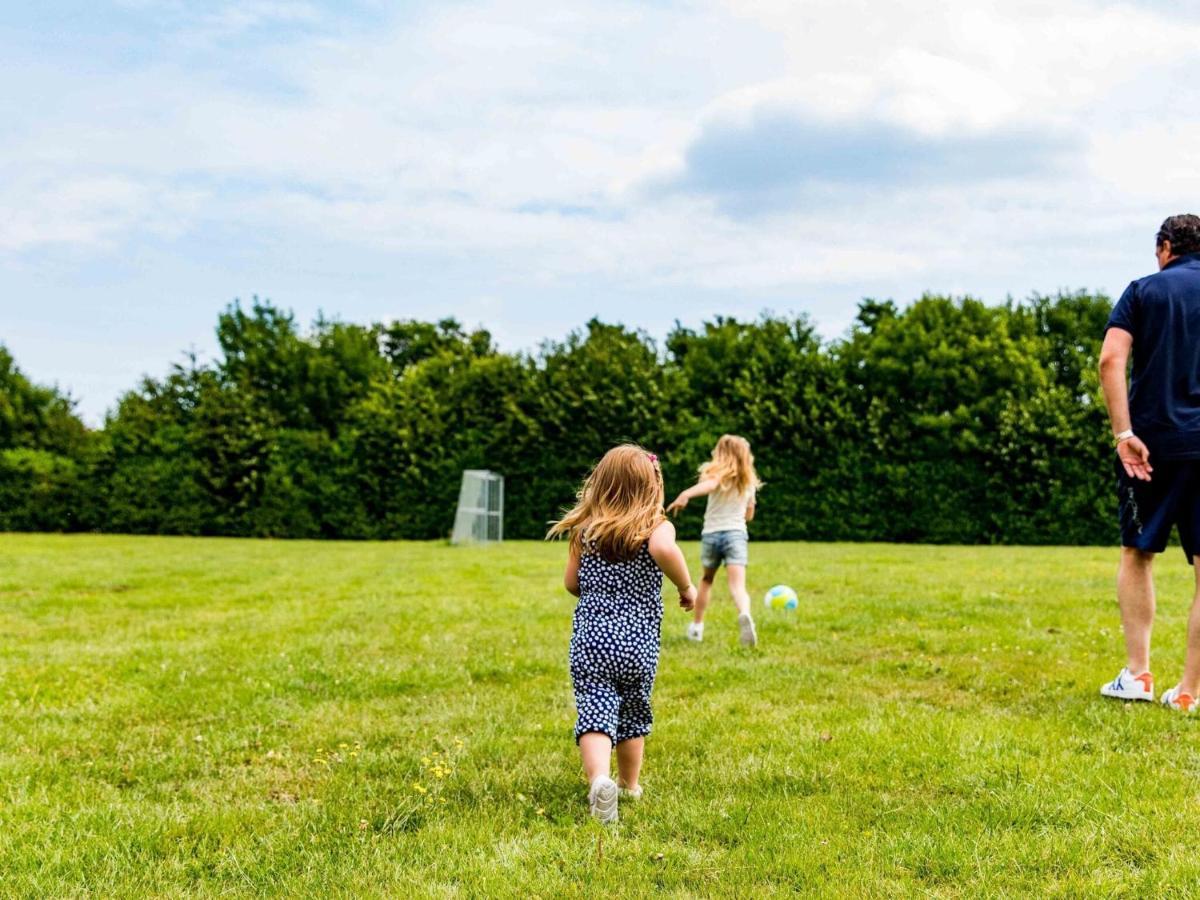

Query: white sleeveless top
left=702, top=485, right=755, bottom=535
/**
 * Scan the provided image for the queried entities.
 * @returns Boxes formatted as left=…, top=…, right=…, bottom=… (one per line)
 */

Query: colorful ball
left=763, top=584, right=799, bottom=610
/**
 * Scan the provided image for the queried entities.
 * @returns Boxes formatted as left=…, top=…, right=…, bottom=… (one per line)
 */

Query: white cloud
left=0, top=174, right=207, bottom=252
left=6, top=0, right=1200, bottom=422
left=6, top=0, right=1196, bottom=265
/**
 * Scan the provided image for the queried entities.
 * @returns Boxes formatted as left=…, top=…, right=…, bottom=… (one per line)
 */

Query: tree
left=0, top=345, right=90, bottom=458
left=0, top=292, right=1123, bottom=545
left=0, top=344, right=94, bottom=531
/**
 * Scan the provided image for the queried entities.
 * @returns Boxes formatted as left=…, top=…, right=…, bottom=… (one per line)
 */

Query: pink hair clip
left=647, top=453, right=658, bottom=463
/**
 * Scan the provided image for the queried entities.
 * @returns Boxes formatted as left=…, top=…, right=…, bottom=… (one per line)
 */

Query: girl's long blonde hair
left=699, top=434, right=761, bottom=495
left=546, top=444, right=665, bottom=562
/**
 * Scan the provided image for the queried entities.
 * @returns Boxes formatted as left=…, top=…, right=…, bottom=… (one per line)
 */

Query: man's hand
left=679, top=584, right=697, bottom=610
left=1118, top=436, right=1153, bottom=481
left=666, top=495, right=688, bottom=516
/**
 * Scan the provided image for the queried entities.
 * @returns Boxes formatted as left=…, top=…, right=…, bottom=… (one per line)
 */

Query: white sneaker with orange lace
left=1161, top=684, right=1196, bottom=712
left=1099, top=667, right=1154, bottom=702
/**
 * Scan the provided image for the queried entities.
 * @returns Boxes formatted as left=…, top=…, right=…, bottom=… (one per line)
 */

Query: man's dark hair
left=1156, top=214, right=1200, bottom=256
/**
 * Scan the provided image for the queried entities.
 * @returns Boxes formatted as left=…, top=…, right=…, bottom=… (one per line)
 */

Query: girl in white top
left=666, top=434, right=762, bottom=646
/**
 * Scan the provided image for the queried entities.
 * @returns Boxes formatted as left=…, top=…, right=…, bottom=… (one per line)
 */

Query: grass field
left=3, top=535, right=1200, bottom=896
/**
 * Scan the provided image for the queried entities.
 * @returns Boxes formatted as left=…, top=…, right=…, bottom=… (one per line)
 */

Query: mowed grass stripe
left=1, top=534, right=1198, bottom=896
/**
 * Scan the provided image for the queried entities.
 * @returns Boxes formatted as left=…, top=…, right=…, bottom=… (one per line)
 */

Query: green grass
left=3, top=535, right=1200, bottom=897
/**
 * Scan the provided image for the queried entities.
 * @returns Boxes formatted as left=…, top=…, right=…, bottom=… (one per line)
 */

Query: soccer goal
left=451, top=469, right=504, bottom=544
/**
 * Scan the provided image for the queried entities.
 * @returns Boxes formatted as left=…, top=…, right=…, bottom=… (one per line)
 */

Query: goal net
left=451, top=469, right=504, bottom=544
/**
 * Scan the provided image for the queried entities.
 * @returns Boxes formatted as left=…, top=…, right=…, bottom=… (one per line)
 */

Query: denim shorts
left=700, top=529, right=749, bottom=569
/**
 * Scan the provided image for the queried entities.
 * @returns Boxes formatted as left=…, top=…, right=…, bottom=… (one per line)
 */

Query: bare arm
left=1099, top=328, right=1133, bottom=433
left=1099, top=327, right=1152, bottom=481
left=666, top=478, right=719, bottom=516
left=745, top=498, right=756, bottom=522
left=563, top=542, right=581, bottom=597
left=648, top=520, right=697, bottom=610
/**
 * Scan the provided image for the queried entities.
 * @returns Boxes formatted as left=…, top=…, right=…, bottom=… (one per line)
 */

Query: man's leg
left=1178, top=561, right=1200, bottom=697
left=1117, top=546, right=1156, bottom=675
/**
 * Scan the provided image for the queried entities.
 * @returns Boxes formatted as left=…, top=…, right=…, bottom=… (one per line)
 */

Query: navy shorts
left=1116, top=456, right=1200, bottom=562
left=700, top=529, right=749, bottom=569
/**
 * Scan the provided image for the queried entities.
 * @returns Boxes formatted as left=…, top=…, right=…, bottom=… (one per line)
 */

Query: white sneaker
left=619, top=782, right=643, bottom=800
left=737, top=613, right=757, bottom=647
left=1161, top=684, right=1197, bottom=712
left=1099, top=667, right=1154, bottom=702
left=588, top=776, right=618, bottom=824
left=686, top=622, right=704, bottom=642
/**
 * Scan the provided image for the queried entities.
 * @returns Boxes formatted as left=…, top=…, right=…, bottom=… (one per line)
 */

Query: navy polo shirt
left=1107, top=252, right=1200, bottom=459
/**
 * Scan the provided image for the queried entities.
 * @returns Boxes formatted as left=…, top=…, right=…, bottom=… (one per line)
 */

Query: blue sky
left=3, top=0, right=1199, bottom=423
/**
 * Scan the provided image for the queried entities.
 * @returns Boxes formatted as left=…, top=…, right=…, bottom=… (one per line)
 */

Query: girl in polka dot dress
left=547, top=444, right=698, bottom=824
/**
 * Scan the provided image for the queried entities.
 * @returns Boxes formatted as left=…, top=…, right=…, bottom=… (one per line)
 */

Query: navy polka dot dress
left=569, top=541, right=664, bottom=745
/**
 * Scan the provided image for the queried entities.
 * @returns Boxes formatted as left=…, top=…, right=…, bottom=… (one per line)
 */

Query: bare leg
left=578, top=732, right=612, bottom=783
left=726, top=564, right=752, bottom=616
left=1179, top=561, right=1200, bottom=696
left=615, top=737, right=644, bottom=791
left=693, top=567, right=718, bottom=624
left=1117, top=547, right=1155, bottom=674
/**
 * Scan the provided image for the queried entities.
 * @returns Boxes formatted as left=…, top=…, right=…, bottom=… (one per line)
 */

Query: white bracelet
left=1114, top=429, right=1135, bottom=446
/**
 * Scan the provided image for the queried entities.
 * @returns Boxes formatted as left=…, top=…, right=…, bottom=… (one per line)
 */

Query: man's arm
left=1099, top=327, right=1153, bottom=481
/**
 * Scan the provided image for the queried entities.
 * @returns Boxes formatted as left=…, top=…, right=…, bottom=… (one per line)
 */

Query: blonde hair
left=546, top=444, right=665, bottom=562
left=699, top=434, right=761, bottom=495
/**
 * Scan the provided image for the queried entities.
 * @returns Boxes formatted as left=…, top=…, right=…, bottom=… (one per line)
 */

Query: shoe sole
left=589, top=778, right=618, bottom=824
left=1100, top=687, right=1153, bottom=702
left=737, top=614, right=757, bottom=647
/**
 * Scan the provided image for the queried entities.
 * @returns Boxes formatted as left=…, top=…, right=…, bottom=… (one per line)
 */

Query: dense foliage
left=0, top=293, right=1118, bottom=543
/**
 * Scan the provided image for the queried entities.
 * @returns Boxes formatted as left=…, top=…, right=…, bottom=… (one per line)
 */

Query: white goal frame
left=451, top=469, right=504, bottom=544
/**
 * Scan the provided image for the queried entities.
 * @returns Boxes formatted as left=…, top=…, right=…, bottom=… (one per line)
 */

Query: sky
left=3, top=0, right=1199, bottom=424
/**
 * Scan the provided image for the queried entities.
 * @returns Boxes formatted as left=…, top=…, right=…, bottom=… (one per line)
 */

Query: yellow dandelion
left=536, top=808, right=545, bottom=816
left=412, top=783, right=427, bottom=794
left=421, top=756, right=430, bottom=766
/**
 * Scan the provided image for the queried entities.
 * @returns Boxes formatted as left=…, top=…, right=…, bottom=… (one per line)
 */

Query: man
left=1099, top=214, right=1200, bottom=711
